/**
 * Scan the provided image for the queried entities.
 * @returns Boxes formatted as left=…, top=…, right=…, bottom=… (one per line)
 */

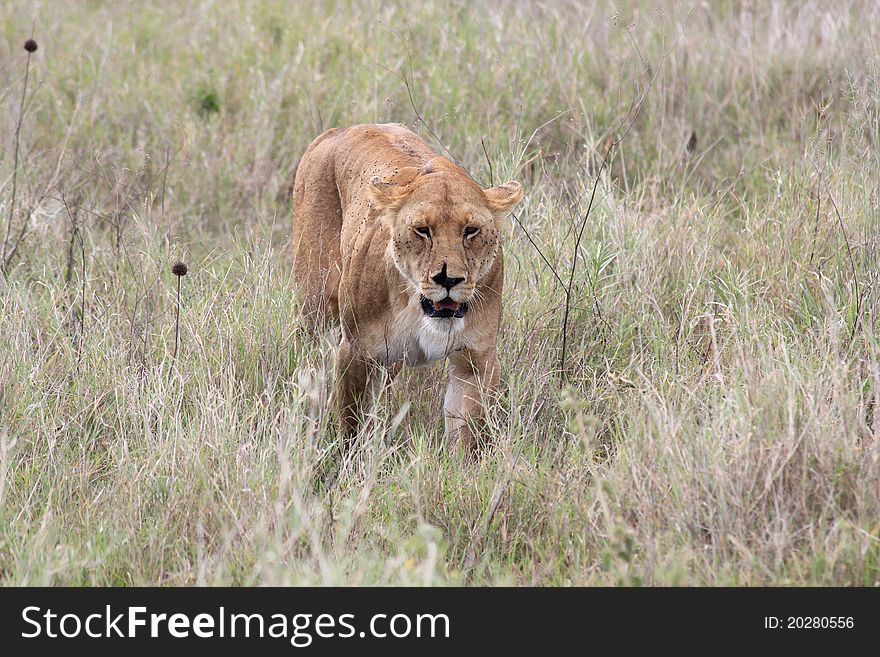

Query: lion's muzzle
left=420, top=295, right=469, bottom=319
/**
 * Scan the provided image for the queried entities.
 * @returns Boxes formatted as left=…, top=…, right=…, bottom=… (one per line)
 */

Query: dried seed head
left=24, top=39, right=38, bottom=53
left=171, top=261, right=188, bottom=277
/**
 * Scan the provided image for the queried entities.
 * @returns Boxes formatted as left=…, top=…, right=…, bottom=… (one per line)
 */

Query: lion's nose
left=431, top=262, right=465, bottom=290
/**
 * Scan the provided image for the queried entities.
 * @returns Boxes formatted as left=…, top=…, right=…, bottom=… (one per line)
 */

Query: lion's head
left=370, top=158, right=523, bottom=323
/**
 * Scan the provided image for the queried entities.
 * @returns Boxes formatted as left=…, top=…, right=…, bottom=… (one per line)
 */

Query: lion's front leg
left=335, top=338, right=377, bottom=443
left=444, top=348, right=500, bottom=452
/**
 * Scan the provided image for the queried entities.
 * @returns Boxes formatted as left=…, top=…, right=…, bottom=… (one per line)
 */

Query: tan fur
left=291, top=124, right=523, bottom=450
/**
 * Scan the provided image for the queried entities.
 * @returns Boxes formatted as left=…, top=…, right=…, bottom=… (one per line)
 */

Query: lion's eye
left=413, top=226, right=431, bottom=238
left=463, top=226, right=480, bottom=238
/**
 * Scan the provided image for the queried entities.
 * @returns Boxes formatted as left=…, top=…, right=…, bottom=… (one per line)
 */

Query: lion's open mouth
left=420, top=296, right=469, bottom=319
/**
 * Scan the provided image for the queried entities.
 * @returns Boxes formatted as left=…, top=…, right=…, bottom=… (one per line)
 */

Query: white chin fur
left=422, top=314, right=465, bottom=332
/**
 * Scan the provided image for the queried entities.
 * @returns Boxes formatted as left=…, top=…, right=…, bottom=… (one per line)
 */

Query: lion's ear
left=483, top=181, right=524, bottom=215
left=369, top=166, right=420, bottom=211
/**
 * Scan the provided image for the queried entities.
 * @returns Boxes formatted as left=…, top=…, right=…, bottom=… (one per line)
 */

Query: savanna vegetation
left=1, top=1, right=879, bottom=585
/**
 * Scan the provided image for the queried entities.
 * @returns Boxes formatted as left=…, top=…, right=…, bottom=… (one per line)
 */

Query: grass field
left=1, top=0, right=879, bottom=585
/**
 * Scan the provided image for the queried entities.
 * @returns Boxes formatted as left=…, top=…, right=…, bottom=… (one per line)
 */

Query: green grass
left=1, top=0, right=879, bottom=585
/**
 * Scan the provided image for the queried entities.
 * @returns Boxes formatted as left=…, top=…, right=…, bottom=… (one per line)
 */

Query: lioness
left=291, top=124, right=523, bottom=449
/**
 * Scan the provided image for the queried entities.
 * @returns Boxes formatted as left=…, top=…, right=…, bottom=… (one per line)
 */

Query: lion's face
left=371, top=163, right=523, bottom=322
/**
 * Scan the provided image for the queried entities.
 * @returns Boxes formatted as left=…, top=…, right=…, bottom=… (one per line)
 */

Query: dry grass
left=1, top=0, right=879, bottom=585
